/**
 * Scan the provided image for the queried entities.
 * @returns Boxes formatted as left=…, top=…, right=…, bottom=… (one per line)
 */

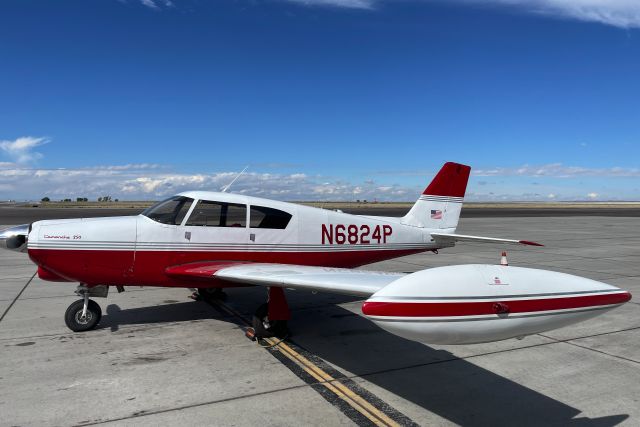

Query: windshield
left=142, top=196, right=194, bottom=225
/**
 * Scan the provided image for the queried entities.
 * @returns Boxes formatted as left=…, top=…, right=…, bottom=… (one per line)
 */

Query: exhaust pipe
left=0, top=224, right=30, bottom=252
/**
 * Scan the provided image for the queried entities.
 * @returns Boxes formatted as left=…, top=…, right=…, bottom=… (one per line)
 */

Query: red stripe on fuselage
left=362, top=292, right=632, bottom=317
left=28, top=248, right=426, bottom=287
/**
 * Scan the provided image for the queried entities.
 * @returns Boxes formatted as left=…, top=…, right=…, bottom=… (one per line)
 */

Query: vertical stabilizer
left=401, top=162, right=471, bottom=229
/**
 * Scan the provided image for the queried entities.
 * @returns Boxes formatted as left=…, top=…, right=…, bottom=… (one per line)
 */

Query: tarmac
left=1, top=213, right=638, bottom=426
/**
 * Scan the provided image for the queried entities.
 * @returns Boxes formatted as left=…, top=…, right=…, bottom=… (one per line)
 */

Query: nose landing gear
left=64, top=285, right=106, bottom=332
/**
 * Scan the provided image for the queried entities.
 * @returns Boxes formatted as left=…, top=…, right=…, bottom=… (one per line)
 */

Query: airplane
left=0, top=162, right=631, bottom=344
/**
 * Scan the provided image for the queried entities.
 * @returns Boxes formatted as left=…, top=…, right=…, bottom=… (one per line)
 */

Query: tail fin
left=402, top=162, right=471, bottom=229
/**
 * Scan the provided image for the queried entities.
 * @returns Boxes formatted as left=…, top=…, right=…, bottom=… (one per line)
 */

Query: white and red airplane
left=0, top=162, right=631, bottom=344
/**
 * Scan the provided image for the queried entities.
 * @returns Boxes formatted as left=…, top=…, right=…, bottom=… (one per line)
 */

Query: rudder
left=401, top=162, right=471, bottom=229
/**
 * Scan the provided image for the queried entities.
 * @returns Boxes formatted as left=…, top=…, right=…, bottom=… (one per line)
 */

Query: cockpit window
left=249, top=205, right=292, bottom=229
left=142, top=196, right=194, bottom=225
left=185, top=200, right=247, bottom=227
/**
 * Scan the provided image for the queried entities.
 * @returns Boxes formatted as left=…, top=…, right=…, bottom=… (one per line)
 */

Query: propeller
left=0, top=224, right=30, bottom=252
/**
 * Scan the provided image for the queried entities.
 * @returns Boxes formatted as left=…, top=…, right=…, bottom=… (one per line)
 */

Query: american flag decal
left=430, top=209, right=443, bottom=219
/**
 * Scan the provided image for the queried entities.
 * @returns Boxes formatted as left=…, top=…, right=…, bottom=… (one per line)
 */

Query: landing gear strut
left=251, top=287, right=290, bottom=340
left=64, top=285, right=103, bottom=332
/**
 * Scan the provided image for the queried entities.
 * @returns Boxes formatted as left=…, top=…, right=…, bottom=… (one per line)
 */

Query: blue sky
left=1, top=0, right=639, bottom=201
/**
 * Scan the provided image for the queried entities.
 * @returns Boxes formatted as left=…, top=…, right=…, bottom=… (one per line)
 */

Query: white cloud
left=0, top=136, right=49, bottom=165
left=139, top=0, right=173, bottom=9
left=285, top=0, right=640, bottom=28
left=140, top=0, right=159, bottom=9
left=1, top=160, right=637, bottom=202
left=473, top=163, right=640, bottom=178
left=0, top=165, right=416, bottom=201
left=476, top=0, right=640, bottom=29
left=285, top=0, right=374, bottom=9
left=93, top=163, right=163, bottom=171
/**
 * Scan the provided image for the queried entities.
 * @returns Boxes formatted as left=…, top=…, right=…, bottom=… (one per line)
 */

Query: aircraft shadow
left=97, top=300, right=218, bottom=332
left=229, top=287, right=629, bottom=427
left=94, top=289, right=628, bottom=426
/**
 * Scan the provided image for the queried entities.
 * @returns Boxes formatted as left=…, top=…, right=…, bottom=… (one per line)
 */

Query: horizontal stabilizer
left=431, top=232, right=543, bottom=247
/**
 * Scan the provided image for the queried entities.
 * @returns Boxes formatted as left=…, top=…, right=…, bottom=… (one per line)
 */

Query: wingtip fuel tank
left=363, top=264, right=631, bottom=345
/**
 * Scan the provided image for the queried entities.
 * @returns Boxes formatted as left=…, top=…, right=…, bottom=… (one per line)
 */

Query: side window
left=186, top=201, right=246, bottom=227
left=226, top=204, right=247, bottom=227
left=174, top=199, right=193, bottom=225
left=186, top=201, right=223, bottom=226
left=142, top=196, right=193, bottom=225
left=249, top=205, right=292, bottom=229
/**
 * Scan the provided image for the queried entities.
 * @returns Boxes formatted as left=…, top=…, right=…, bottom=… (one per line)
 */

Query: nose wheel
left=64, top=287, right=102, bottom=332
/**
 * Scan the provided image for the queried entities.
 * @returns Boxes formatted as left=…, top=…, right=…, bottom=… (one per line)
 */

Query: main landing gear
left=250, top=287, right=290, bottom=340
left=64, top=285, right=107, bottom=332
left=195, top=287, right=291, bottom=340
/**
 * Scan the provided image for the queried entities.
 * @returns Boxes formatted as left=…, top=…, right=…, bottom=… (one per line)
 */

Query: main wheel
left=252, top=303, right=288, bottom=339
left=64, top=299, right=102, bottom=332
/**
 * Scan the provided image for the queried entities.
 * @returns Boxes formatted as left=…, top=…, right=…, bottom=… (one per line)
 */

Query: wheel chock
left=245, top=327, right=257, bottom=341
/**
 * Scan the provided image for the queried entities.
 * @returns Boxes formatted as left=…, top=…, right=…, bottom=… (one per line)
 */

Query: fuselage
left=27, top=191, right=449, bottom=287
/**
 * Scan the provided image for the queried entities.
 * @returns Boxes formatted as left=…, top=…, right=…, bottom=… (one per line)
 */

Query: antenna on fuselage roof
left=221, top=166, right=249, bottom=193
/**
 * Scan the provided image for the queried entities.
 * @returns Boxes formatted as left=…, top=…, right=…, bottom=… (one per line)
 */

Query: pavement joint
left=558, top=340, right=640, bottom=366
left=0, top=272, right=36, bottom=323
left=339, top=325, right=640, bottom=384
left=76, top=382, right=316, bottom=426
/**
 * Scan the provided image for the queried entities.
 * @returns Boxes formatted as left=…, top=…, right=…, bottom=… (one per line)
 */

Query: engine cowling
left=362, top=264, right=631, bottom=345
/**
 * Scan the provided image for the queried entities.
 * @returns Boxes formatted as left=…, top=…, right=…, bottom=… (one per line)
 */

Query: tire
left=64, top=299, right=102, bottom=332
left=252, top=303, right=288, bottom=339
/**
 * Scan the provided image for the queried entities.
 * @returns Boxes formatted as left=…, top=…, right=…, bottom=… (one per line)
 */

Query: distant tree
left=76, top=197, right=83, bottom=202
left=41, top=197, right=50, bottom=202
left=63, top=198, right=71, bottom=202
left=114, top=199, right=119, bottom=202
left=84, top=198, right=89, bottom=202
left=97, top=197, right=103, bottom=202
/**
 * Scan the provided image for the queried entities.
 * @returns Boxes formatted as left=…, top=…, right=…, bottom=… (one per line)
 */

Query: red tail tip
left=519, top=240, right=544, bottom=247
left=423, top=162, right=471, bottom=198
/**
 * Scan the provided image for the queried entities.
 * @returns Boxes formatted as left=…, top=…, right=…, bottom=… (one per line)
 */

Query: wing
left=431, top=232, right=543, bottom=246
left=166, top=262, right=404, bottom=297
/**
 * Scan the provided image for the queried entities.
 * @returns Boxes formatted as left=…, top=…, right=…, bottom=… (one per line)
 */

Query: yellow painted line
left=272, top=341, right=389, bottom=427
left=210, top=299, right=400, bottom=427
left=271, top=338, right=400, bottom=427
